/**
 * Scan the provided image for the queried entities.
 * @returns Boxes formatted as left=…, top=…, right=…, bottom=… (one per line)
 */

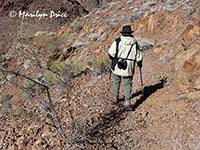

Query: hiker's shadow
left=86, top=106, right=128, bottom=145
left=85, top=80, right=167, bottom=146
left=131, top=79, right=166, bottom=111
left=88, top=107, right=127, bottom=136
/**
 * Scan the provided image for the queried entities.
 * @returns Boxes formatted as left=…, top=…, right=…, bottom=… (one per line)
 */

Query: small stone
left=132, top=8, right=140, bottom=13
left=150, top=7, right=159, bottom=15
left=71, top=21, right=84, bottom=32
left=41, top=132, right=49, bottom=138
left=1, top=103, right=12, bottom=113
left=166, top=0, right=176, bottom=5
left=127, top=0, right=133, bottom=4
left=163, top=5, right=174, bottom=13
left=17, top=58, right=23, bottom=66
left=2, top=52, right=12, bottom=61
left=130, top=11, right=144, bottom=21
left=183, top=6, right=196, bottom=16
left=92, top=23, right=97, bottom=28
left=144, top=0, right=158, bottom=7
left=107, top=2, right=117, bottom=9
left=0, top=139, right=2, bottom=148
left=39, top=101, right=50, bottom=113
left=48, top=32, right=56, bottom=36
left=40, top=61, right=47, bottom=68
left=95, top=9, right=101, bottom=15
left=116, top=5, right=123, bottom=10
left=6, top=74, right=15, bottom=81
left=79, top=33, right=86, bottom=38
left=34, top=31, right=48, bottom=37
left=160, top=55, right=171, bottom=63
left=97, top=32, right=108, bottom=42
left=0, top=75, right=5, bottom=85
left=23, top=59, right=33, bottom=69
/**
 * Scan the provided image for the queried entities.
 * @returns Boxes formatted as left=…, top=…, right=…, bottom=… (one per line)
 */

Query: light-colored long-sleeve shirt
left=108, top=35, right=142, bottom=76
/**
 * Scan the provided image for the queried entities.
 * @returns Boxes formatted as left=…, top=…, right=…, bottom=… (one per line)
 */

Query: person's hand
left=137, top=60, right=142, bottom=68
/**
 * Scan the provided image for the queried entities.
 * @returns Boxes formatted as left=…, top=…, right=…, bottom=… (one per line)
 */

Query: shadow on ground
left=132, top=79, right=166, bottom=111
left=84, top=80, right=166, bottom=148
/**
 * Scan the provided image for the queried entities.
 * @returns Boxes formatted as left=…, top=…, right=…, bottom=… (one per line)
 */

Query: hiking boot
left=123, top=100, right=132, bottom=111
left=112, top=97, right=118, bottom=104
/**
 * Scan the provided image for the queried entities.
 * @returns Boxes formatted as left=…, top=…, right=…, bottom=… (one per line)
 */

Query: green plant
left=92, top=56, right=110, bottom=74
left=71, top=59, right=88, bottom=75
left=50, top=60, right=71, bottom=75
left=47, top=58, right=88, bottom=84
left=46, top=71, right=60, bottom=84
left=0, top=94, right=13, bottom=104
left=23, top=80, right=37, bottom=97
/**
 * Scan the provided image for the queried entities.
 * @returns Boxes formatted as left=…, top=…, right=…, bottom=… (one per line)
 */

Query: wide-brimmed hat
left=120, top=25, right=133, bottom=34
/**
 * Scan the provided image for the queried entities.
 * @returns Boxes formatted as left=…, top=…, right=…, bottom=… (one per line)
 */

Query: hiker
left=108, top=25, right=143, bottom=110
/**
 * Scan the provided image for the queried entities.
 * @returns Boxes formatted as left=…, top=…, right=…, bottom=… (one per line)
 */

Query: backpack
left=111, top=37, right=136, bottom=70
left=111, top=37, right=121, bottom=70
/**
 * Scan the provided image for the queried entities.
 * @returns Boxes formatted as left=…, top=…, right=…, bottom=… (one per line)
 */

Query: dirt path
left=67, top=46, right=172, bottom=149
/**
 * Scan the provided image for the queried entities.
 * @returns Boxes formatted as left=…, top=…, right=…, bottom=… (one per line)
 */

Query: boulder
left=88, top=33, right=100, bottom=41
left=71, top=40, right=85, bottom=48
left=175, top=49, right=200, bottom=90
left=163, top=5, right=174, bottom=13
left=135, top=37, right=155, bottom=50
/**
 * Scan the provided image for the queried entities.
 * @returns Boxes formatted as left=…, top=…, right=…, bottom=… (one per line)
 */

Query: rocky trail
left=0, top=0, right=200, bottom=149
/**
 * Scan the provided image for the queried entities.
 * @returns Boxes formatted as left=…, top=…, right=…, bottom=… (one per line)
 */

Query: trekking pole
left=109, top=69, right=112, bottom=80
left=139, top=67, right=144, bottom=96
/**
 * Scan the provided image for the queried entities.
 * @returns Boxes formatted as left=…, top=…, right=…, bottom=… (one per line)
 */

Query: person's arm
left=108, top=41, right=117, bottom=59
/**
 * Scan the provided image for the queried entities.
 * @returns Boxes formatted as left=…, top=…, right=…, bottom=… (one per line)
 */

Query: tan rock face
left=194, top=77, right=200, bottom=90
left=175, top=48, right=200, bottom=90
left=182, top=55, right=200, bottom=73
left=181, top=24, right=200, bottom=44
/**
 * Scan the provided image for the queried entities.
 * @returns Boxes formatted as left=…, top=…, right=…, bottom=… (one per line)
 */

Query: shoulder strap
left=125, top=44, right=134, bottom=59
left=115, top=37, right=121, bottom=58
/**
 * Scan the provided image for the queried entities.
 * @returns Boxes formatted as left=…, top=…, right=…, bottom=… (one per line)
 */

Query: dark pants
left=113, top=74, right=133, bottom=102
